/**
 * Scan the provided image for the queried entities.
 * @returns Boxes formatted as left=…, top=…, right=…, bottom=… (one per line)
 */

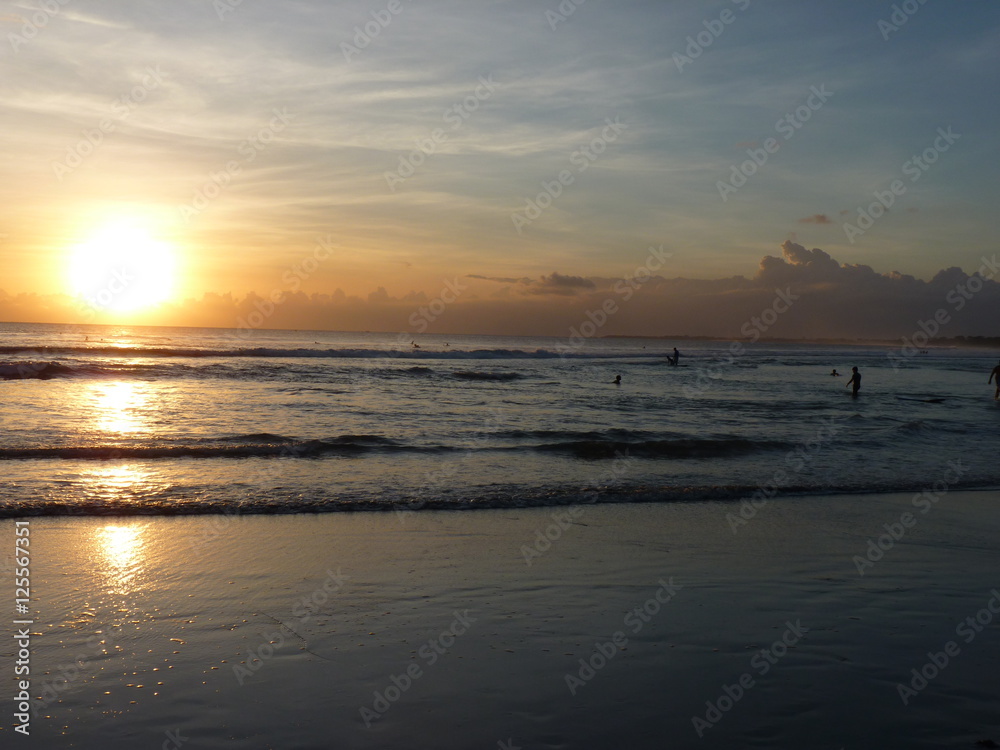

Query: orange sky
left=2, top=3, right=998, bottom=337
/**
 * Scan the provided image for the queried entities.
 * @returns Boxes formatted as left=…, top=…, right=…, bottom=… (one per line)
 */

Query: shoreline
left=3, top=483, right=999, bottom=519
left=4, top=489, right=999, bottom=748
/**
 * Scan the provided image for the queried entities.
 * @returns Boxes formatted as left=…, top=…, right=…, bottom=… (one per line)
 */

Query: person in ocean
left=613, top=375, right=622, bottom=385
left=989, top=360, right=1000, bottom=400
left=830, top=369, right=840, bottom=376
left=672, top=347, right=680, bottom=365
left=846, top=366, right=861, bottom=397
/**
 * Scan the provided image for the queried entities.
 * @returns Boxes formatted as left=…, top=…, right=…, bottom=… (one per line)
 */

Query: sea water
left=1, top=322, right=997, bottom=516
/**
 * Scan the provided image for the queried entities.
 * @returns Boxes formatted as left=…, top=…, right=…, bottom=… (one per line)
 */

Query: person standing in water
left=989, top=360, right=1000, bottom=400
left=846, top=366, right=861, bottom=397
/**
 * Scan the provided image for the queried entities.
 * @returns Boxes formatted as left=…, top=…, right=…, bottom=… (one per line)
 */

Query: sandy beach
left=5, top=490, right=1000, bottom=749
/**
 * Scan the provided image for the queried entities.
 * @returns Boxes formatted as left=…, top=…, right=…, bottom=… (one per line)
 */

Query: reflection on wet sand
left=96, top=525, right=144, bottom=570
left=92, top=523, right=147, bottom=595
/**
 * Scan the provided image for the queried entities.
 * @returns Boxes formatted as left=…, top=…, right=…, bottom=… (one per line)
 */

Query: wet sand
left=5, top=490, right=1000, bottom=749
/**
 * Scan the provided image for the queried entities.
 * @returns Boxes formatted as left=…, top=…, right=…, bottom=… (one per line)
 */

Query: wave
left=0, top=484, right=786, bottom=517
left=209, top=432, right=298, bottom=444
left=4, top=482, right=995, bottom=518
left=499, top=428, right=661, bottom=440
left=0, top=345, right=667, bottom=361
left=533, top=437, right=787, bottom=459
left=0, top=435, right=428, bottom=460
left=1, top=362, right=79, bottom=380
left=0, top=360, right=525, bottom=383
left=452, top=371, right=522, bottom=381
left=0, top=433, right=787, bottom=461
left=0, top=360, right=192, bottom=380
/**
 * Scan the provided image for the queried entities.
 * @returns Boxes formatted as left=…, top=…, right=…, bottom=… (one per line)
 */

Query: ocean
left=1, top=321, right=997, bottom=517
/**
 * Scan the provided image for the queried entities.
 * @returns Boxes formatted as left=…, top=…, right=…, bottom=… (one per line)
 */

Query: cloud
left=466, top=274, right=532, bottom=284
left=527, top=272, right=597, bottom=295
left=756, top=241, right=843, bottom=285
left=798, top=214, right=832, bottom=224
left=467, top=271, right=597, bottom=295
left=5, top=243, right=998, bottom=341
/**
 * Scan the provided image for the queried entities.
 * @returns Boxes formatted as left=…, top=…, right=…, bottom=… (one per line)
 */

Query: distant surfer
left=989, top=360, right=1000, bottom=400
left=672, top=347, right=680, bottom=365
left=846, top=366, right=861, bottom=397
left=830, top=369, right=840, bottom=376
left=613, top=375, right=622, bottom=385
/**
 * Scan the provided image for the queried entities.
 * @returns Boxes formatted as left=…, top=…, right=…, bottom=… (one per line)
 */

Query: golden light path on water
left=88, top=380, right=151, bottom=435
left=74, top=373, right=166, bottom=508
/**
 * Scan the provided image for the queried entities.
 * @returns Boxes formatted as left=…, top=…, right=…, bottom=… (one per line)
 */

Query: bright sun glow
left=68, top=221, right=176, bottom=313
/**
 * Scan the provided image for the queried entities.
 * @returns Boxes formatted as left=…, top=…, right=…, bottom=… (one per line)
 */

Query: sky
left=1, top=0, right=999, bottom=338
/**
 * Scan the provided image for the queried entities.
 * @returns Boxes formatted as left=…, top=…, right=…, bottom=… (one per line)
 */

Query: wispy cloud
left=799, top=214, right=832, bottom=224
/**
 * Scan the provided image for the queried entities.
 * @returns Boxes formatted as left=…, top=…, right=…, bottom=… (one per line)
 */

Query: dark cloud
left=468, top=272, right=597, bottom=296
left=755, top=241, right=847, bottom=289
left=799, top=214, right=832, bottom=224
left=466, top=274, right=532, bottom=284
left=527, top=272, right=597, bottom=296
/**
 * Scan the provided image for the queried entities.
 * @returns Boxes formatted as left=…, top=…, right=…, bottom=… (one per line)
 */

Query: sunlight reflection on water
left=88, top=381, right=153, bottom=435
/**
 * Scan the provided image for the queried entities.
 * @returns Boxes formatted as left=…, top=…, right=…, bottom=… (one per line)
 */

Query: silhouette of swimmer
left=830, top=369, right=840, bottom=376
left=846, top=366, right=861, bottom=397
left=989, top=360, right=1000, bottom=400
left=613, top=375, right=622, bottom=385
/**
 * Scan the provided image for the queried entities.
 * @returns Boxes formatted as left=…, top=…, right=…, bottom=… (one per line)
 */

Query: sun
left=68, top=221, right=177, bottom=313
